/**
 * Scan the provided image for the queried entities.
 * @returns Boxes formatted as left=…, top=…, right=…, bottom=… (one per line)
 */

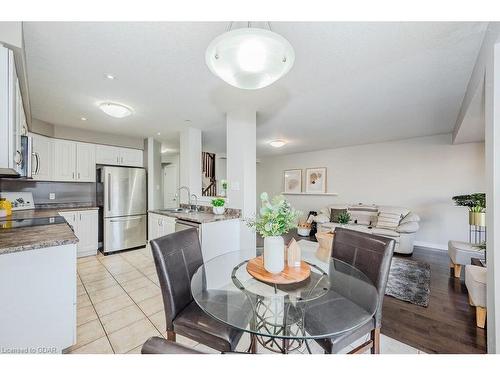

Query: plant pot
left=469, top=212, right=486, bottom=227
left=213, top=206, right=225, bottom=215
left=263, top=236, right=285, bottom=274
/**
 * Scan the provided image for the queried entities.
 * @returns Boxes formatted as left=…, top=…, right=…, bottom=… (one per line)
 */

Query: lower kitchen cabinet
left=59, top=209, right=98, bottom=257
left=148, top=213, right=175, bottom=241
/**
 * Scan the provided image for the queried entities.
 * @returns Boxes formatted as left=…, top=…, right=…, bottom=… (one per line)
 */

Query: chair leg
left=166, top=330, right=176, bottom=342
left=476, top=307, right=486, bottom=329
left=370, top=328, right=380, bottom=354
left=453, top=264, right=462, bottom=278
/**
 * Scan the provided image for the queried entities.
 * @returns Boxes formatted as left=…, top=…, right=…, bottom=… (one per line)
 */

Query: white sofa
left=317, top=204, right=420, bottom=255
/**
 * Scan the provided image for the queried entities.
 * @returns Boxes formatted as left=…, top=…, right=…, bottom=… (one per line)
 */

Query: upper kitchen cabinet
left=75, top=143, right=96, bottom=182
left=95, top=144, right=143, bottom=167
left=31, top=132, right=53, bottom=181
left=0, top=45, right=25, bottom=177
left=53, top=139, right=96, bottom=182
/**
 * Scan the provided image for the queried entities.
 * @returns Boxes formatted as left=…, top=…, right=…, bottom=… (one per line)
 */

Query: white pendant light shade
left=99, top=102, right=133, bottom=118
left=206, top=28, right=295, bottom=90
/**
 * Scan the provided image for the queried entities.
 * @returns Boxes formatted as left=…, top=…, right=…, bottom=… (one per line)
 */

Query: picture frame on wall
left=305, top=167, right=327, bottom=193
left=283, top=169, right=302, bottom=193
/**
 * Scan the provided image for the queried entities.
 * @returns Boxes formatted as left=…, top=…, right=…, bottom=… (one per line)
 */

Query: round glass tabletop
left=190, top=241, right=378, bottom=352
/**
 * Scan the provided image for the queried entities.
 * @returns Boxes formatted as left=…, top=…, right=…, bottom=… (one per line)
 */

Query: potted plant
left=247, top=192, right=299, bottom=273
left=452, top=193, right=486, bottom=226
left=211, top=198, right=225, bottom=215
left=337, top=211, right=351, bottom=227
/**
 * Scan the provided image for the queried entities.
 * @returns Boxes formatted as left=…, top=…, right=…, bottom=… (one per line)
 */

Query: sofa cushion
left=377, top=206, right=410, bottom=217
left=348, top=204, right=378, bottom=225
left=465, top=265, right=487, bottom=307
left=400, top=212, right=420, bottom=224
left=376, top=212, right=403, bottom=230
left=330, top=208, right=347, bottom=223
left=396, top=221, right=419, bottom=233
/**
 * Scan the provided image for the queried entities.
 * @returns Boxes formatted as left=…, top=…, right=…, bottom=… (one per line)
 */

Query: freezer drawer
left=103, top=215, right=146, bottom=253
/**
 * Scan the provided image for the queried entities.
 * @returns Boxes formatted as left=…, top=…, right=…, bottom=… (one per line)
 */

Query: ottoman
left=465, top=265, right=487, bottom=328
left=448, top=240, right=485, bottom=278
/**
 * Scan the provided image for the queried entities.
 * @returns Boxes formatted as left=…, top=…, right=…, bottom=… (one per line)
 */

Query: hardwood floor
left=381, top=246, right=487, bottom=354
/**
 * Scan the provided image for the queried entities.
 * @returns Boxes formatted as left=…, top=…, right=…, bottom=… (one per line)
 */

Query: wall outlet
left=49, top=193, right=55, bottom=200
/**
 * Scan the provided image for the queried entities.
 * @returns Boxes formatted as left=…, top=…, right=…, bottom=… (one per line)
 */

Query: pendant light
left=205, top=22, right=295, bottom=90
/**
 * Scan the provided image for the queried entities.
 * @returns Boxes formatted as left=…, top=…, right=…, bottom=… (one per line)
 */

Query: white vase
left=213, top=206, right=225, bottom=215
left=263, top=236, right=285, bottom=274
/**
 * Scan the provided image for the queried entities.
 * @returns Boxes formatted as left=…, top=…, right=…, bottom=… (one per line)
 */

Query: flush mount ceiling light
left=99, top=102, right=133, bottom=118
left=206, top=23, right=295, bottom=90
left=269, top=140, right=287, bottom=148
left=80, top=117, right=87, bottom=121
left=105, top=74, right=115, bottom=80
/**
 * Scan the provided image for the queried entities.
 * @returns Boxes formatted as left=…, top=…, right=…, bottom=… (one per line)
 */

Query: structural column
left=226, top=110, right=257, bottom=251
left=485, top=39, right=500, bottom=354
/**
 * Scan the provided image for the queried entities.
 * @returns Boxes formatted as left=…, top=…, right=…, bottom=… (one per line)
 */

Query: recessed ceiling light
left=157, top=132, right=161, bottom=136
left=105, top=74, right=115, bottom=80
left=99, top=102, right=133, bottom=118
left=269, top=140, right=287, bottom=148
left=80, top=117, right=87, bottom=121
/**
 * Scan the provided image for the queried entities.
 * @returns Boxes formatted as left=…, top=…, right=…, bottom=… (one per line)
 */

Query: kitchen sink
left=160, top=208, right=194, bottom=214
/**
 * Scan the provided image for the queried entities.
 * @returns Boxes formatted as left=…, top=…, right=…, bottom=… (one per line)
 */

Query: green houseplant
left=211, top=198, right=225, bottom=215
left=247, top=192, right=299, bottom=273
left=337, top=211, right=351, bottom=226
left=452, top=193, right=486, bottom=226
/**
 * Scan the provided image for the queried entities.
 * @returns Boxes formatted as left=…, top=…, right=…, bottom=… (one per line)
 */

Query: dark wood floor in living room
left=382, top=246, right=487, bottom=354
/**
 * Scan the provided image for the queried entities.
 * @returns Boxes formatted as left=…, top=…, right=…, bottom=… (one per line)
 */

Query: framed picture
left=283, top=169, right=302, bottom=193
left=305, top=167, right=327, bottom=193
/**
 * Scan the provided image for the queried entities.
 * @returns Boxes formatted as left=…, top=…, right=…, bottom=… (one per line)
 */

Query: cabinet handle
left=108, top=173, right=112, bottom=212
left=34, top=152, right=40, bottom=175
left=121, top=156, right=124, bottom=164
left=78, top=172, right=80, bottom=179
left=80, top=213, right=82, bottom=221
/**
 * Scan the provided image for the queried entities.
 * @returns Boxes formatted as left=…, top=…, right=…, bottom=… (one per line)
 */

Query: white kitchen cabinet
left=53, top=140, right=96, bottom=182
left=0, top=243, right=77, bottom=353
left=96, top=144, right=143, bottom=167
left=76, top=142, right=96, bottom=182
left=59, top=210, right=98, bottom=257
left=120, top=147, right=143, bottom=167
left=53, top=139, right=77, bottom=181
left=148, top=213, right=175, bottom=241
left=31, top=132, right=53, bottom=181
left=0, top=46, right=23, bottom=176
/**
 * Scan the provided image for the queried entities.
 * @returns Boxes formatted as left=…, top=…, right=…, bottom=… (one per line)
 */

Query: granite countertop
left=148, top=208, right=240, bottom=224
left=0, top=223, right=78, bottom=256
left=8, top=206, right=99, bottom=220
left=0, top=205, right=95, bottom=255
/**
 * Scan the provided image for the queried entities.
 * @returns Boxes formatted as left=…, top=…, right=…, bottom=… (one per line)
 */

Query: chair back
left=150, top=228, right=203, bottom=331
left=332, top=227, right=395, bottom=326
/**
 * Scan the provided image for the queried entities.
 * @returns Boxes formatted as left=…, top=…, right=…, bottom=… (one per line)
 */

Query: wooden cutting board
left=246, top=256, right=311, bottom=285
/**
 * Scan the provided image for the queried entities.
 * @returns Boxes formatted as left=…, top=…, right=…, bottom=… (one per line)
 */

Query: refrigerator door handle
left=107, top=173, right=112, bottom=212
left=110, top=217, right=143, bottom=223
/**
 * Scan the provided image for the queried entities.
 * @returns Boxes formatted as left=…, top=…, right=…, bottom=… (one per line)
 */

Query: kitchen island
left=148, top=206, right=241, bottom=261
left=0, top=208, right=80, bottom=353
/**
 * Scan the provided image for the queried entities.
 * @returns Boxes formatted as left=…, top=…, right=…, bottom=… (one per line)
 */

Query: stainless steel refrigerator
left=97, top=166, right=147, bottom=253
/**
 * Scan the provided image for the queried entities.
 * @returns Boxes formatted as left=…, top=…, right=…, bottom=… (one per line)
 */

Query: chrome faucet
left=175, top=186, right=191, bottom=208
left=190, top=194, right=199, bottom=212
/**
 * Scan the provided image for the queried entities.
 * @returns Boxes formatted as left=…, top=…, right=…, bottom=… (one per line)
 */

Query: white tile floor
left=67, top=245, right=424, bottom=354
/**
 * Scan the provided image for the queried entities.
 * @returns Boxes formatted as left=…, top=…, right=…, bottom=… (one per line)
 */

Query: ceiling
left=23, top=22, right=487, bottom=156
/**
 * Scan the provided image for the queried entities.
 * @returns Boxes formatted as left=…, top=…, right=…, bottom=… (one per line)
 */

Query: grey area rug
left=385, top=257, right=431, bottom=307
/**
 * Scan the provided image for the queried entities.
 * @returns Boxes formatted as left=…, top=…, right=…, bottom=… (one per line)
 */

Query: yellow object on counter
left=0, top=198, right=12, bottom=216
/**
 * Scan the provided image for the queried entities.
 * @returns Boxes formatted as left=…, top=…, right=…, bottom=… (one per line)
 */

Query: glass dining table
left=190, top=241, right=378, bottom=354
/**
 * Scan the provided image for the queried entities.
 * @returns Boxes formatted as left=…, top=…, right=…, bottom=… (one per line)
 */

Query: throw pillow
left=330, top=208, right=347, bottom=223
left=376, top=211, right=402, bottom=230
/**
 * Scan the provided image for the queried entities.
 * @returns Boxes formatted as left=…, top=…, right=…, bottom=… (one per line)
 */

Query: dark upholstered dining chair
left=307, top=227, right=395, bottom=354
left=150, top=228, right=245, bottom=353
left=142, top=336, right=204, bottom=354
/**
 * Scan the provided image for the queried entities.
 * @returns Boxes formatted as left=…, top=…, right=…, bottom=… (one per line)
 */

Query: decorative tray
left=246, top=256, right=311, bottom=285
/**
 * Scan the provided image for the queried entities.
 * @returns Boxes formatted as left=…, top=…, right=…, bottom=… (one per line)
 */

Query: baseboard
left=413, top=241, right=447, bottom=252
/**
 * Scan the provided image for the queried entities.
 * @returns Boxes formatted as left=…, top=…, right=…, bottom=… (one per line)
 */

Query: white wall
left=30, top=118, right=144, bottom=149
left=257, top=134, right=485, bottom=250
left=145, top=137, right=162, bottom=210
